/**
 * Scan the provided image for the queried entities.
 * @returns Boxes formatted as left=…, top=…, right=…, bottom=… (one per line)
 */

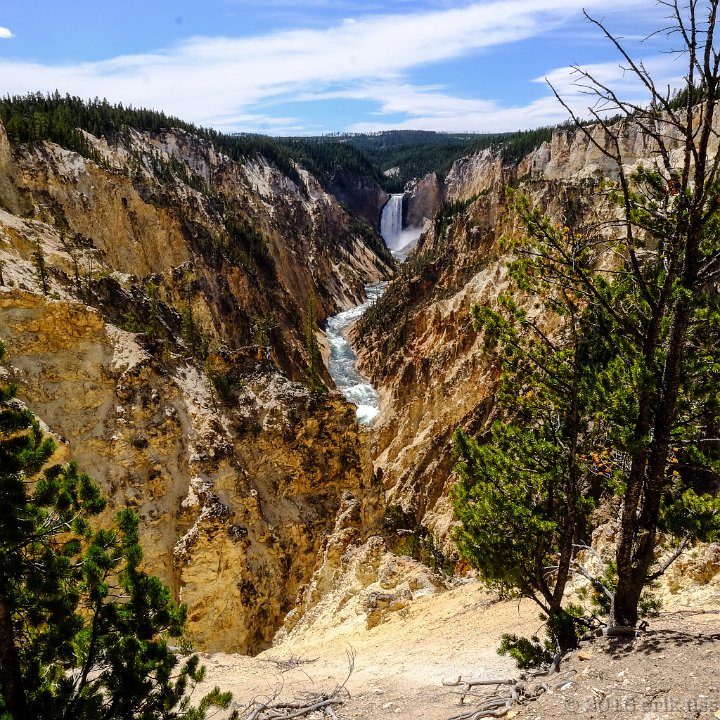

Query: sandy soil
left=195, top=582, right=534, bottom=718
left=193, top=579, right=720, bottom=720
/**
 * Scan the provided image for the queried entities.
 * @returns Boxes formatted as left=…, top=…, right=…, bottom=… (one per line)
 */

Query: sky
left=0, top=1, right=689, bottom=136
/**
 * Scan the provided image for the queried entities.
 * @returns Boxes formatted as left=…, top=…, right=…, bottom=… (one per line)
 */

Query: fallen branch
left=604, top=625, right=637, bottom=638
left=264, top=655, right=319, bottom=672
left=442, top=678, right=517, bottom=688
left=645, top=536, right=690, bottom=582
left=240, top=649, right=355, bottom=720
left=533, top=651, right=563, bottom=676
left=442, top=676, right=547, bottom=720
left=244, top=696, right=344, bottom=720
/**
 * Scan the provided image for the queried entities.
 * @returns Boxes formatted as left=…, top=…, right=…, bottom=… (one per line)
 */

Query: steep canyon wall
left=356, top=116, right=719, bottom=557
left=0, top=120, right=392, bottom=652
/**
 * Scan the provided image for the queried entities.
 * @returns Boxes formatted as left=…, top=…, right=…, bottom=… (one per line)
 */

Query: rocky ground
left=194, top=578, right=720, bottom=720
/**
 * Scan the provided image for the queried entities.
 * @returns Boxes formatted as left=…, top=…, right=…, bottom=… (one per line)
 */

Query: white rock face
left=446, top=112, right=720, bottom=203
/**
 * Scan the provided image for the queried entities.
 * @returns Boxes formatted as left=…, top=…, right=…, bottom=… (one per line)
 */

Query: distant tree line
left=0, top=92, right=304, bottom=186
left=337, top=127, right=565, bottom=191
left=0, top=93, right=572, bottom=198
left=276, top=136, right=383, bottom=186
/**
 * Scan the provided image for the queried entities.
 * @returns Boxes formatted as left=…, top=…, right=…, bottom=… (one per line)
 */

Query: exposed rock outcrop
left=0, top=119, right=393, bottom=652
left=355, top=113, right=720, bottom=561
left=326, top=167, right=389, bottom=229
left=1, top=286, right=387, bottom=653
left=405, top=172, right=444, bottom=229
left=279, top=527, right=446, bottom=644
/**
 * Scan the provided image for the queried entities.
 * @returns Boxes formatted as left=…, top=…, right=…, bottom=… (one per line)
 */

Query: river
left=324, top=282, right=386, bottom=426
left=325, top=193, right=422, bottom=425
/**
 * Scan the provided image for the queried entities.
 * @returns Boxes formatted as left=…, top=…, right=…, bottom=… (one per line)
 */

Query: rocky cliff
left=404, top=172, right=444, bottom=230
left=355, top=115, right=720, bottom=557
left=5, top=105, right=716, bottom=656
left=325, top=166, right=389, bottom=230
left=0, top=118, right=392, bottom=653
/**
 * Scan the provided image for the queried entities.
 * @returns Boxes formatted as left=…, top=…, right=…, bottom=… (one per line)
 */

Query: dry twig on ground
left=442, top=675, right=549, bottom=720
left=264, top=655, right=319, bottom=673
left=238, top=649, right=355, bottom=720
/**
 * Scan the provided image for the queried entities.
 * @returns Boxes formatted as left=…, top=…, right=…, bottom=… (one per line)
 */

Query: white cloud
left=0, top=0, right=659, bottom=132
left=538, top=55, right=685, bottom=115
left=0, top=27, right=13, bottom=39
left=344, top=89, right=569, bottom=134
left=344, top=54, right=686, bottom=133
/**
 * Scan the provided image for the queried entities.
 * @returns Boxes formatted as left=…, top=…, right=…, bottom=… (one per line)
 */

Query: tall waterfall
left=380, top=193, right=424, bottom=253
left=380, top=194, right=405, bottom=250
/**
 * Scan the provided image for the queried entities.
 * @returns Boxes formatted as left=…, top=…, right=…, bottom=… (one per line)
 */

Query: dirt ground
left=194, top=580, right=720, bottom=720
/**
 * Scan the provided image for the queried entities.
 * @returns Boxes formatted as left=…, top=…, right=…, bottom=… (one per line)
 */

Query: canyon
left=0, top=118, right=392, bottom=653
left=355, top=117, right=720, bottom=562
left=1, top=106, right=719, bottom=666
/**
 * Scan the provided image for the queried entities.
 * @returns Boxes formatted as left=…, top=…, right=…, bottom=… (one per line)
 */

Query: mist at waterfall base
left=380, top=194, right=424, bottom=253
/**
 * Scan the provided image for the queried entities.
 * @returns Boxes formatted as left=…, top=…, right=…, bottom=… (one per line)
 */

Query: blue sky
left=0, top=1, right=687, bottom=135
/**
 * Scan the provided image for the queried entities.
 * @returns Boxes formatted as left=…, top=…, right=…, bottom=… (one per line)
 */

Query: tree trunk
left=609, top=573, right=644, bottom=628
left=550, top=608, right=579, bottom=652
left=0, top=591, right=27, bottom=719
left=611, top=228, right=698, bottom=628
left=610, top=380, right=654, bottom=628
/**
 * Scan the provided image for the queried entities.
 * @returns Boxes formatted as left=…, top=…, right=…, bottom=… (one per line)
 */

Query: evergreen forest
left=0, top=92, right=562, bottom=195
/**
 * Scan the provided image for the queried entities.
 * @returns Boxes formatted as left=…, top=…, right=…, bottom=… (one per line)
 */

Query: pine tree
left=0, top=342, right=236, bottom=719
left=454, top=0, right=720, bottom=642
left=546, top=0, right=720, bottom=629
left=31, top=242, right=48, bottom=295
left=453, top=220, right=596, bottom=653
left=180, top=271, right=207, bottom=359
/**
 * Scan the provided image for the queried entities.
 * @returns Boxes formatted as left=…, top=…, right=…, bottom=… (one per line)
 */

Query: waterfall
left=380, top=194, right=405, bottom=250
left=380, top=193, right=424, bottom=253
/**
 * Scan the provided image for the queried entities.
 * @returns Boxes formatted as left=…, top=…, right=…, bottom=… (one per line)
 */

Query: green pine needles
left=452, top=3, right=720, bottom=658
left=0, top=342, right=236, bottom=719
left=452, top=221, right=596, bottom=653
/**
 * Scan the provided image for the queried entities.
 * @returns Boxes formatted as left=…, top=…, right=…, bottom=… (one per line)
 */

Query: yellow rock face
left=2, top=288, right=383, bottom=653
left=358, top=111, right=720, bottom=566
left=0, top=121, right=391, bottom=654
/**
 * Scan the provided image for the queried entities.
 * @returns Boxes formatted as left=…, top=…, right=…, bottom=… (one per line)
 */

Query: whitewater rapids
left=324, top=282, right=386, bottom=426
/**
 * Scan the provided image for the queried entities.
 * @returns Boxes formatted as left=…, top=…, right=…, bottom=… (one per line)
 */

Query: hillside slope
left=194, top=577, right=720, bottom=720
left=355, top=115, right=720, bottom=558
left=0, top=116, right=392, bottom=653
